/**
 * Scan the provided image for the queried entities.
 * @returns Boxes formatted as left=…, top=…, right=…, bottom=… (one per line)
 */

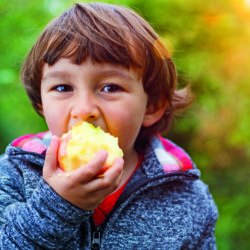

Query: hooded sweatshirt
left=0, top=132, right=218, bottom=249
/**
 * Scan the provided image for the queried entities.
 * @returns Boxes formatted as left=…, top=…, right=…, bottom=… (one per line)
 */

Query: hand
left=43, top=136, right=124, bottom=211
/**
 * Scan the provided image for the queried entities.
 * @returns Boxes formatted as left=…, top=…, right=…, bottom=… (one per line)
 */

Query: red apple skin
left=58, top=132, right=72, bottom=171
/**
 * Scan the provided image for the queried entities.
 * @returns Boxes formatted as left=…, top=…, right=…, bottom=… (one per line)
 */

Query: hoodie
left=0, top=132, right=218, bottom=249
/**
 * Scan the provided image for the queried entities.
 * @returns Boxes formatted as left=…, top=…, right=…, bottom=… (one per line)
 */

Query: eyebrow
left=42, top=71, right=71, bottom=82
left=42, top=68, right=135, bottom=82
left=95, top=69, right=135, bottom=81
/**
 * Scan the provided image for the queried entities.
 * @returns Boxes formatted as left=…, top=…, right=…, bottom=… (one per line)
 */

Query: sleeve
left=195, top=182, right=218, bottom=250
left=0, top=155, right=92, bottom=249
left=196, top=210, right=218, bottom=249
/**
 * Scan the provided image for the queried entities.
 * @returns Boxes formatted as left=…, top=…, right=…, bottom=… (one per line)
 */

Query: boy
left=0, top=2, right=218, bottom=249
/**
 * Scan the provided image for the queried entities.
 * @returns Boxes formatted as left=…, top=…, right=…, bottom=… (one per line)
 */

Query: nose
left=71, top=93, right=99, bottom=123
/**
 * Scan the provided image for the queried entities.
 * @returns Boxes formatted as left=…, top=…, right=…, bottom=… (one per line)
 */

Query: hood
left=149, top=135, right=194, bottom=174
left=5, top=131, right=51, bottom=167
left=11, top=131, right=51, bottom=155
left=6, top=132, right=199, bottom=178
left=130, top=135, right=200, bottom=181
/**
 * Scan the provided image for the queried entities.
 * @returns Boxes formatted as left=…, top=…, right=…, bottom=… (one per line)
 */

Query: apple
left=58, top=121, right=123, bottom=177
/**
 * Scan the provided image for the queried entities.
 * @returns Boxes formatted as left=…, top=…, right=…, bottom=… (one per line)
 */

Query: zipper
left=89, top=171, right=198, bottom=249
left=90, top=216, right=103, bottom=250
left=91, top=230, right=101, bottom=250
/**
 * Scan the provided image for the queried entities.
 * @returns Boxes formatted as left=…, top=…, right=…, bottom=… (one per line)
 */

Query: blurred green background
left=0, top=0, right=249, bottom=249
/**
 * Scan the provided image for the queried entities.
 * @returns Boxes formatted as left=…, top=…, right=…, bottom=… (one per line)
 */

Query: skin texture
left=41, top=58, right=166, bottom=210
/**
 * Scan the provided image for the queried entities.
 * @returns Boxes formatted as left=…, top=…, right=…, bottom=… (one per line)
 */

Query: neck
left=119, top=148, right=140, bottom=188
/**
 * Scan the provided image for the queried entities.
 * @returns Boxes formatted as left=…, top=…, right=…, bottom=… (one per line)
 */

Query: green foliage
left=0, top=0, right=249, bottom=249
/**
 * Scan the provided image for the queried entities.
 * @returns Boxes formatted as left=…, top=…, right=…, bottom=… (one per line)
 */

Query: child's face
left=40, top=58, right=148, bottom=158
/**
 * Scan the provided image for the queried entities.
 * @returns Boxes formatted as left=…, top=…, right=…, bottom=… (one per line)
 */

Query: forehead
left=42, top=58, right=141, bottom=82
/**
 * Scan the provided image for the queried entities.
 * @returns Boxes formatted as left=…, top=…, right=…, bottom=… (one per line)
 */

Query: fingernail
left=50, top=135, right=59, bottom=147
left=52, top=135, right=59, bottom=141
left=116, top=157, right=124, bottom=166
left=99, top=149, right=108, bottom=157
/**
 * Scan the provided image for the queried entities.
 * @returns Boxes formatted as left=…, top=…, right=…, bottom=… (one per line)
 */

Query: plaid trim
left=12, top=132, right=51, bottom=155
left=151, top=136, right=193, bottom=173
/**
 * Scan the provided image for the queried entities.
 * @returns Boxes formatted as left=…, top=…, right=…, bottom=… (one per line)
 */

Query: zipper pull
left=91, top=231, right=101, bottom=249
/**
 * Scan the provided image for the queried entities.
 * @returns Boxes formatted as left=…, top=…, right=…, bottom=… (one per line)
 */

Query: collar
left=8, top=132, right=195, bottom=176
left=11, top=131, right=51, bottom=156
left=150, top=135, right=193, bottom=174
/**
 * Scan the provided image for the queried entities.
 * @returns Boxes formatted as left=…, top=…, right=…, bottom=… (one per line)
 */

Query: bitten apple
left=58, top=121, right=123, bottom=176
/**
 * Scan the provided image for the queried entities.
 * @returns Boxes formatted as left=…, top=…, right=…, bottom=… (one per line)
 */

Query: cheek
left=108, top=104, right=147, bottom=150
left=42, top=104, right=66, bottom=137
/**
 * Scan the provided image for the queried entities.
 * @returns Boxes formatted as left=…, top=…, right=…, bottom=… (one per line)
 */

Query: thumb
left=43, top=135, right=60, bottom=179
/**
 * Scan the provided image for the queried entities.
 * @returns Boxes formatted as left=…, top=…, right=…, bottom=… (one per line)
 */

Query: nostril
left=71, top=103, right=99, bottom=120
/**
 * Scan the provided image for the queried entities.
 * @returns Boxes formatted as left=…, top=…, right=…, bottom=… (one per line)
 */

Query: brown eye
left=53, top=84, right=73, bottom=92
left=102, top=84, right=123, bottom=93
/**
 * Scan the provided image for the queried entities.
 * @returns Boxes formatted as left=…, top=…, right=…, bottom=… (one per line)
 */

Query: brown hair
left=21, top=2, right=193, bottom=144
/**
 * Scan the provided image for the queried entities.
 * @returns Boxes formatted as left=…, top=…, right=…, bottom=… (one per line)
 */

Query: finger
left=84, top=157, right=124, bottom=194
left=99, top=157, right=124, bottom=191
left=43, top=135, right=60, bottom=178
left=73, top=150, right=108, bottom=183
left=102, top=157, right=124, bottom=182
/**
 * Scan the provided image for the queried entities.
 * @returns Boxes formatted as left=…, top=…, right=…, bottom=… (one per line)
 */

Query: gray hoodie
left=0, top=132, right=218, bottom=249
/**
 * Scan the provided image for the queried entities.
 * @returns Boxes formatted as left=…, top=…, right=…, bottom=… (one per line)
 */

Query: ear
left=142, top=97, right=168, bottom=127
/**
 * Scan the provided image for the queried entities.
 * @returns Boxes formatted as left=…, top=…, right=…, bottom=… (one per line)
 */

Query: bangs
left=42, top=4, right=144, bottom=69
left=43, top=33, right=138, bottom=68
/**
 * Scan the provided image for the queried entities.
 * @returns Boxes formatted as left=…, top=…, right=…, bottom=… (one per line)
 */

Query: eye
left=52, top=84, right=73, bottom=92
left=101, top=84, right=123, bottom=93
